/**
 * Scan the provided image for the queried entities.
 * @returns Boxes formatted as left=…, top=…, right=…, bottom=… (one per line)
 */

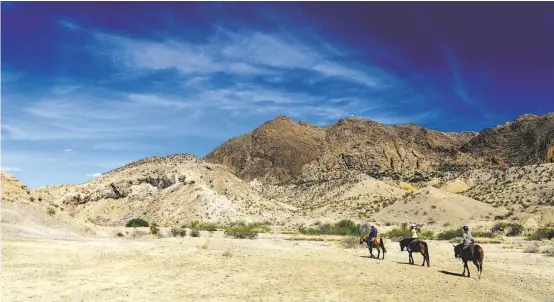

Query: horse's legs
left=465, top=261, right=471, bottom=278
left=420, top=251, right=426, bottom=266
left=462, top=261, right=467, bottom=276
left=473, top=260, right=482, bottom=279
left=408, top=252, right=412, bottom=264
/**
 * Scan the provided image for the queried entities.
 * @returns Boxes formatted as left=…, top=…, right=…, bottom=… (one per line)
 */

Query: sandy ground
left=2, top=232, right=554, bottom=302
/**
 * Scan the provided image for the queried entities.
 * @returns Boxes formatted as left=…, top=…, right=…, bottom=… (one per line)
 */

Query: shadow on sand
left=359, top=255, right=383, bottom=260
left=439, top=270, right=466, bottom=277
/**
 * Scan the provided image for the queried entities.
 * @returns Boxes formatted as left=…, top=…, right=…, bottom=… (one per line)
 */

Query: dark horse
left=399, top=238, right=430, bottom=267
left=359, top=235, right=387, bottom=259
left=453, top=243, right=484, bottom=279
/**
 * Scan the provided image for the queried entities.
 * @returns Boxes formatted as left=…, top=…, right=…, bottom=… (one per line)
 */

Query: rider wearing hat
left=406, top=223, right=418, bottom=252
left=462, top=225, right=474, bottom=249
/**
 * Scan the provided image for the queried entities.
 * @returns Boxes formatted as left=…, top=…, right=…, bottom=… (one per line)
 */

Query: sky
left=2, top=2, right=554, bottom=188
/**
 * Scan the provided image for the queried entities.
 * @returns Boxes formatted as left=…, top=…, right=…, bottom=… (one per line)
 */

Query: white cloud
left=86, top=173, right=102, bottom=178
left=95, top=28, right=388, bottom=89
left=1, top=166, right=22, bottom=172
left=64, top=149, right=72, bottom=152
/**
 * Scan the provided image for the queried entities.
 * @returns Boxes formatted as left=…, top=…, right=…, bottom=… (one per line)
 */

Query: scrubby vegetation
left=383, top=226, right=434, bottom=241
left=125, top=218, right=149, bottom=228
left=490, top=222, right=524, bottom=236
left=298, top=220, right=362, bottom=236
left=526, top=226, right=554, bottom=241
left=149, top=222, right=160, bottom=235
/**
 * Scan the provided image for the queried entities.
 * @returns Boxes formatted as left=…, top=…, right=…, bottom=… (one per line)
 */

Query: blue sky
left=2, top=2, right=554, bottom=188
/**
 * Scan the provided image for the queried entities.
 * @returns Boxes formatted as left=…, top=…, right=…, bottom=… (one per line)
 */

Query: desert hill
left=32, top=154, right=291, bottom=226
left=1, top=172, right=83, bottom=239
left=376, top=186, right=508, bottom=227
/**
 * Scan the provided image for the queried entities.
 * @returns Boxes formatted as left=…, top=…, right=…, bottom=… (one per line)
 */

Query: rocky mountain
left=207, top=116, right=481, bottom=184
left=461, top=113, right=554, bottom=166
left=207, top=113, right=554, bottom=185
left=205, top=116, right=326, bottom=184
left=32, top=154, right=291, bottom=226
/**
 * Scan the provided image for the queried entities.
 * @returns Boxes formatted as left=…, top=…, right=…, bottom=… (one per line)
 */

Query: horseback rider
left=367, top=224, right=378, bottom=245
left=406, top=224, right=418, bottom=252
left=462, top=225, right=474, bottom=249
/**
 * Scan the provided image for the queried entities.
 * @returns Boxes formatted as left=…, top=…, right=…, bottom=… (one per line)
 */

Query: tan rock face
left=205, top=116, right=326, bottom=184
left=461, top=113, right=554, bottom=166
left=546, top=143, right=554, bottom=163
left=207, top=116, right=477, bottom=184
left=1, top=172, right=32, bottom=203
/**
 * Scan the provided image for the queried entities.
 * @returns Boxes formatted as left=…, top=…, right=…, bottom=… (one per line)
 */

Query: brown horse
left=453, top=243, right=484, bottom=279
left=359, top=235, right=386, bottom=259
left=399, top=238, right=430, bottom=267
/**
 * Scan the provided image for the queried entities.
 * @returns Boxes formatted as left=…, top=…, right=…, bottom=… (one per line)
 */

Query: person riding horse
left=366, top=225, right=378, bottom=246
left=462, top=225, right=474, bottom=249
left=406, top=224, right=418, bottom=253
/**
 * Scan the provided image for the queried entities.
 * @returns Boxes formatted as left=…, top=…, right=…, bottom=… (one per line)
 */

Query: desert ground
left=2, top=229, right=554, bottom=302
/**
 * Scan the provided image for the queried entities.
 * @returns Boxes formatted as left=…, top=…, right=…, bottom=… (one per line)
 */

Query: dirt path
left=2, top=235, right=554, bottom=301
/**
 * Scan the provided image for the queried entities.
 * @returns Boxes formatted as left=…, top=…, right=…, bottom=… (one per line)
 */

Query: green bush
left=526, top=227, right=554, bottom=241
left=437, top=229, right=463, bottom=240
left=150, top=222, right=160, bottom=235
left=225, top=225, right=258, bottom=239
left=491, top=222, right=524, bottom=236
left=126, top=218, right=149, bottom=228
left=299, top=219, right=362, bottom=236
left=171, top=227, right=187, bottom=237
left=186, top=221, right=221, bottom=231
left=473, top=231, right=495, bottom=238
left=383, top=227, right=434, bottom=241
left=190, top=229, right=200, bottom=237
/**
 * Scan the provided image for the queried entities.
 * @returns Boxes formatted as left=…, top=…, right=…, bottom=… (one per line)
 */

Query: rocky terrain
left=461, top=113, right=554, bottom=166
left=4, top=112, right=553, bottom=230
left=32, top=154, right=291, bottom=227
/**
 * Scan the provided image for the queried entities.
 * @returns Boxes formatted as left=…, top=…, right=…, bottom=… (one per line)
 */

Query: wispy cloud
left=64, top=148, right=72, bottom=152
left=86, top=172, right=102, bottom=178
left=1, top=166, right=22, bottom=172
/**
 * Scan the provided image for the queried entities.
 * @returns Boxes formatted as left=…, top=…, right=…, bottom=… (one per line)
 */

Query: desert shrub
left=340, top=236, right=360, bottom=249
left=187, top=221, right=221, bottom=231
left=126, top=218, right=149, bottom=228
left=491, top=222, right=524, bottom=236
left=116, top=232, right=124, bottom=237
left=543, top=246, right=554, bottom=256
left=190, top=228, right=200, bottom=237
left=437, top=229, right=463, bottom=240
left=149, top=222, right=160, bottom=235
left=46, top=207, right=55, bottom=215
left=473, top=231, right=495, bottom=238
left=171, top=227, right=187, bottom=237
left=299, top=219, right=362, bottom=236
left=523, top=244, right=540, bottom=253
left=225, top=225, right=258, bottom=239
left=383, top=227, right=410, bottom=241
left=526, top=227, right=554, bottom=241
left=449, top=237, right=463, bottom=243
left=245, top=222, right=271, bottom=233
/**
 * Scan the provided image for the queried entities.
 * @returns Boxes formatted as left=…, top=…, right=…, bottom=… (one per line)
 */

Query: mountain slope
left=33, top=154, right=291, bottom=226
left=205, top=116, right=326, bottom=184
left=461, top=113, right=554, bottom=165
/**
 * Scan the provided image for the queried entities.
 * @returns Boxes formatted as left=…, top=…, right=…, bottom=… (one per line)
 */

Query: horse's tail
left=380, top=237, right=387, bottom=253
left=475, top=245, right=484, bottom=262
left=423, top=241, right=430, bottom=263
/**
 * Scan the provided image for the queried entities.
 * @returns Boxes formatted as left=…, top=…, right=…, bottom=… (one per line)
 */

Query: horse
left=453, top=243, right=484, bottom=279
left=359, top=235, right=386, bottom=259
left=399, top=238, right=430, bottom=267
